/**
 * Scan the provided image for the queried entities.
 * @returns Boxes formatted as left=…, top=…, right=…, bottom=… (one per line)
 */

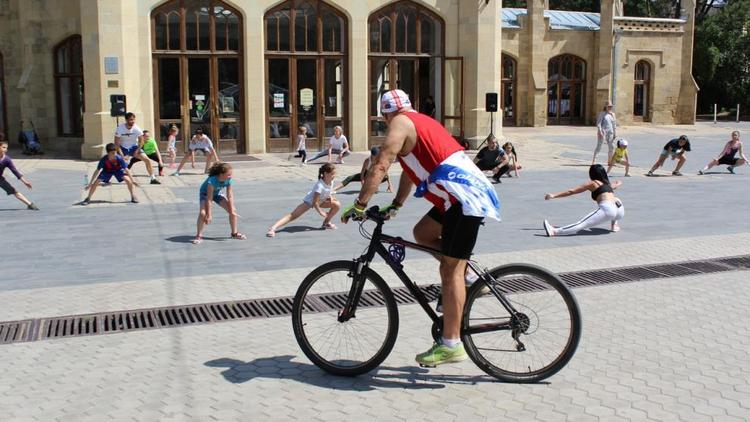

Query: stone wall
left=0, top=0, right=82, bottom=154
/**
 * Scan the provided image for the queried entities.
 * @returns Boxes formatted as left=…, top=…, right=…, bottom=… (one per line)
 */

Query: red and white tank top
left=397, top=112, right=463, bottom=185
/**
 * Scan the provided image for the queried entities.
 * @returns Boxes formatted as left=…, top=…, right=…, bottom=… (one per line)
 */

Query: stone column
left=677, top=0, right=697, bottom=124
left=594, top=0, right=616, bottom=115
left=525, top=0, right=549, bottom=127
left=80, top=0, right=144, bottom=159
left=457, top=0, right=502, bottom=148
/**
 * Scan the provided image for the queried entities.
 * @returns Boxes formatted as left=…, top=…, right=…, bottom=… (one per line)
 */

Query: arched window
left=0, top=52, right=7, bottom=137
left=53, top=35, right=84, bottom=137
left=264, top=0, right=348, bottom=153
left=501, top=54, right=517, bottom=126
left=547, top=54, right=586, bottom=125
left=634, top=60, right=651, bottom=120
left=368, top=1, right=445, bottom=146
left=152, top=0, right=244, bottom=153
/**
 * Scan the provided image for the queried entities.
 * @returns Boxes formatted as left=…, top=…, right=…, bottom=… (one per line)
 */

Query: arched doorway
left=634, top=60, right=651, bottom=121
left=501, top=53, right=516, bottom=126
left=151, top=0, right=244, bottom=154
left=0, top=52, right=7, bottom=137
left=547, top=54, right=586, bottom=125
left=264, top=0, right=347, bottom=153
left=368, top=1, right=448, bottom=146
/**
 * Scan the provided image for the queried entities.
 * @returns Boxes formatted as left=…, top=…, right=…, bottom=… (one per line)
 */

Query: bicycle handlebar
left=365, top=205, right=386, bottom=224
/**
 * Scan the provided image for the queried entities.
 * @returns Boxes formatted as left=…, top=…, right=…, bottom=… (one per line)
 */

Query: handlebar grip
left=365, top=205, right=384, bottom=223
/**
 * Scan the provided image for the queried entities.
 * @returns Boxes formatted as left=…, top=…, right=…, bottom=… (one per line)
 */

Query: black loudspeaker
left=485, top=92, right=498, bottom=112
left=110, top=95, right=127, bottom=117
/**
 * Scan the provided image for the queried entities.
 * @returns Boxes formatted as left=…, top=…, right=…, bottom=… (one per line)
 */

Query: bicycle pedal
left=418, top=363, right=436, bottom=368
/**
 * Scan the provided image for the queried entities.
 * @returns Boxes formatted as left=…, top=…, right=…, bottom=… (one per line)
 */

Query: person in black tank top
left=698, top=131, right=748, bottom=175
left=542, top=164, right=625, bottom=236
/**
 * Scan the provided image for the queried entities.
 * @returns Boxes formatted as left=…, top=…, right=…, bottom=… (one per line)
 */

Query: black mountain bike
left=292, top=206, right=582, bottom=383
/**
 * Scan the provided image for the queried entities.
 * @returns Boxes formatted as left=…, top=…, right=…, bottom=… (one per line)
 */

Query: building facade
left=0, top=0, right=695, bottom=159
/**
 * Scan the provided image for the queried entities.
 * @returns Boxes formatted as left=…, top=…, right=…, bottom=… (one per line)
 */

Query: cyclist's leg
left=417, top=204, right=481, bottom=366
left=413, top=207, right=442, bottom=252
left=440, top=256, right=467, bottom=340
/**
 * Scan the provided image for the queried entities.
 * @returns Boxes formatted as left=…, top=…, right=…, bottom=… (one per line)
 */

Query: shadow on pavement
left=205, top=355, right=499, bottom=390
left=166, top=235, right=228, bottom=243
left=276, top=225, right=321, bottom=234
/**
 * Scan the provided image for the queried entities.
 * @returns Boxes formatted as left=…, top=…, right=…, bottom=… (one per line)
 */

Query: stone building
left=0, top=0, right=696, bottom=159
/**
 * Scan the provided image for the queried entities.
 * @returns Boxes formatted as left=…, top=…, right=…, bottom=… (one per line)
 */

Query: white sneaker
left=543, top=220, right=555, bottom=237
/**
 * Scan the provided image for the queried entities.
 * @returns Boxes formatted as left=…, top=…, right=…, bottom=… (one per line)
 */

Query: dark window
left=547, top=54, right=586, bottom=124
left=54, top=35, right=84, bottom=137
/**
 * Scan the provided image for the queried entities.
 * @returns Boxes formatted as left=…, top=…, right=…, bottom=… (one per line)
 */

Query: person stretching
left=333, top=147, right=393, bottom=192
left=699, top=131, right=748, bottom=175
left=82, top=143, right=139, bottom=205
left=127, top=130, right=165, bottom=176
left=192, top=162, right=246, bottom=244
left=607, top=138, right=631, bottom=177
left=646, top=135, right=690, bottom=176
left=267, top=163, right=341, bottom=237
left=0, top=139, right=39, bottom=210
left=543, top=164, right=624, bottom=236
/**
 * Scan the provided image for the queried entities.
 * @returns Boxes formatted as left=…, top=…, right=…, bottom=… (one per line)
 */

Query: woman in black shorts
left=699, top=131, right=748, bottom=175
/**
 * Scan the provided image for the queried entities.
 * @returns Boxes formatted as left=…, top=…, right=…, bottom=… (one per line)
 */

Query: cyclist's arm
left=357, top=115, right=409, bottom=206
left=393, top=172, right=414, bottom=206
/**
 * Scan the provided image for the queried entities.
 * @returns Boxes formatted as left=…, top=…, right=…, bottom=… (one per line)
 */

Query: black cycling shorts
left=426, top=203, right=484, bottom=260
left=0, top=176, right=17, bottom=195
left=718, top=155, right=739, bottom=166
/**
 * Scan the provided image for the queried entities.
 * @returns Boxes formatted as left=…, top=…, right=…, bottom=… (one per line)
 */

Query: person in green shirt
left=128, top=130, right=165, bottom=176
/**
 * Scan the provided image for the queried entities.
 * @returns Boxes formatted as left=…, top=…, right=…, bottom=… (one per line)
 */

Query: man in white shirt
left=114, top=112, right=160, bottom=184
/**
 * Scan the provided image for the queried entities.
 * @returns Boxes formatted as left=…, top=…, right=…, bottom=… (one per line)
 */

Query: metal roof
left=502, top=8, right=601, bottom=31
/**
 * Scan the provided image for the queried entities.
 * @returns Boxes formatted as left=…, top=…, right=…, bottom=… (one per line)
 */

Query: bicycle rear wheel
left=462, top=264, right=581, bottom=383
left=292, top=260, right=399, bottom=376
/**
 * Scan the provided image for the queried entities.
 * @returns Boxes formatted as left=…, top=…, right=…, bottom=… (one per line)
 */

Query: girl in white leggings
left=543, top=164, right=624, bottom=236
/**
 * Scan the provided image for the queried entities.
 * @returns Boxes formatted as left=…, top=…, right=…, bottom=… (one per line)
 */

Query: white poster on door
left=300, top=88, right=314, bottom=111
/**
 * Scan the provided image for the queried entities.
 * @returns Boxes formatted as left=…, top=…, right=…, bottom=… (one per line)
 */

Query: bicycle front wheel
left=292, top=260, right=399, bottom=376
left=462, top=264, right=582, bottom=383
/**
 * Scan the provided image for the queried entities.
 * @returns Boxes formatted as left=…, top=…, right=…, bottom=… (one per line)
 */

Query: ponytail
left=318, top=163, right=335, bottom=179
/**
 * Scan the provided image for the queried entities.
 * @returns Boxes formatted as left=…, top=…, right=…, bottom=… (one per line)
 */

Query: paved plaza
left=1, top=122, right=749, bottom=421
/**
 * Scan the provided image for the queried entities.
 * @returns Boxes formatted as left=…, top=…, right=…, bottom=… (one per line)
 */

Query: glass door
left=155, top=57, right=183, bottom=153
left=188, top=58, right=213, bottom=142
left=296, top=59, right=319, bottom=151
left=267, top=58, right=292, bottom=152
left=216, top=58, right=242, bottom=153
left=322, top=58, right=344, bottom=139
left=444, top=57, right=463, bottom=142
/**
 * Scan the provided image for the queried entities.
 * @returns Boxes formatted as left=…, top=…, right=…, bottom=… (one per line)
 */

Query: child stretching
left=193, top=162, right=246, bottom=244
left=607, top=139, right=631, bottom=177
left=333, top=147, right=393, bottom=192
left=82, top=143, right=139, bottom=205
left=0, top=139, right=39, bottom=210
left=266, top=163, right=340, bottom=237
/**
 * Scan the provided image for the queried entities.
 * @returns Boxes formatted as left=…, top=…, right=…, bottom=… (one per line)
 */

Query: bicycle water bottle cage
left=388, top=241, right=406, bottom=264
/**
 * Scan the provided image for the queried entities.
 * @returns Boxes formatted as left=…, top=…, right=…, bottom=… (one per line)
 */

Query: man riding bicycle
left=341, top=89, right=501, bottom=366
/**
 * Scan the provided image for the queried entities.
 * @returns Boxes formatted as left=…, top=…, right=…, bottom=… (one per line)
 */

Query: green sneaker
left=415, top=342, right=468, bottom=367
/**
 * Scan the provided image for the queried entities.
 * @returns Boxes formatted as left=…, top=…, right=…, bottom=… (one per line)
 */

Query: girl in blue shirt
left=193, top=162, right=246, bottom=244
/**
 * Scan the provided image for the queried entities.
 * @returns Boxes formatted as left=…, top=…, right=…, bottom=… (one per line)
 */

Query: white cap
left=380, top=89, right=412, bottom=114
left=618, top=139, right=628, bottom=147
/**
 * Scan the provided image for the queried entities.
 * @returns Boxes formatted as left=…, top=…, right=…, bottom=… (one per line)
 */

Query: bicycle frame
left=339, top=214, right=523, bottom=336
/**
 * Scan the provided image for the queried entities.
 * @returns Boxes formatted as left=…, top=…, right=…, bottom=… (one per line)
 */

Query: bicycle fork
left=337, top=259, right=368, bottom=322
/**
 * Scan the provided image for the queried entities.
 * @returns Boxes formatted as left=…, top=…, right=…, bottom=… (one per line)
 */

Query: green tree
left=693, top=0, right=750, bottom=113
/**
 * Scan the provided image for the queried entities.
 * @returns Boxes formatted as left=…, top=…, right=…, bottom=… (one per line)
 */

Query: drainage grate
left=0, top=320, right=35, bottom=344
left=2, top=254, right=748, bottom=345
